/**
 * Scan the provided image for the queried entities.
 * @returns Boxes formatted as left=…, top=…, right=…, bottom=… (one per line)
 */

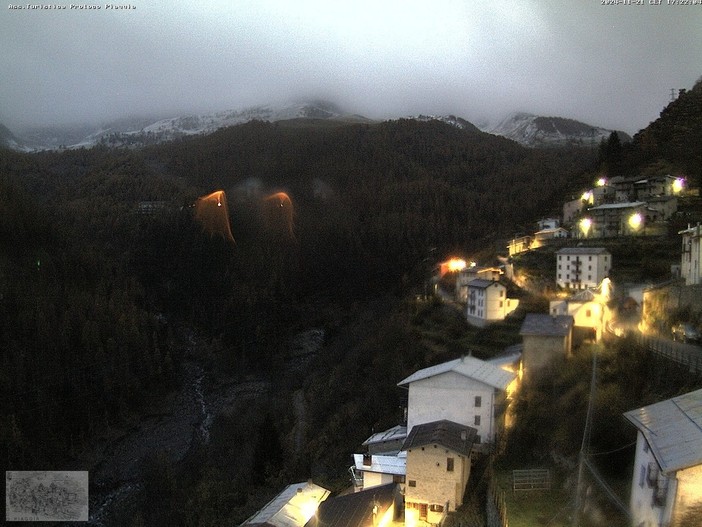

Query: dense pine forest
left=1, top=78, right=701, bottom=524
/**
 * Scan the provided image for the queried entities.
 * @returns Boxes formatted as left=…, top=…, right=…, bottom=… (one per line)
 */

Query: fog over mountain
left=1, top=1, right=700, bottom=135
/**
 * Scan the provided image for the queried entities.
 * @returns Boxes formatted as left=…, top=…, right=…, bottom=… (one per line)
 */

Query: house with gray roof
left=398, top=355, right=517, bottom=448
left=624, top=388, right=702, bottom=527
left=304, top=483, right=401, bottom=527
left=519, top=314, right=573, bottom=379
left=402, top=420, right=477, bottom=523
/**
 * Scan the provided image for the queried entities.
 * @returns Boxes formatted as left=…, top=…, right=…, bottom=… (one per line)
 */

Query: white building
left=624, top=388, right=702, bottom=527
left=455, top=267, right=502, bottom=303
left=556, top=247, right=611, bottom=290
left=351, top=425, right=407, bottom=492
left=398, top=356, right=517, bottom=447
left=549, top=289, right=609, bottom=342
left=466, top=279, right=519, bottom=328
left=680, top=223, right=702, bottom=286
left=537, top=217, right=560, bottom=230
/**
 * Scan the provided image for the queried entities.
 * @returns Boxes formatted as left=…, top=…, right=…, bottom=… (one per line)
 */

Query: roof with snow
left=242, top=481, right=331, bottom=527
left=402, top=420, right=476, bottom=456
left=397, top=355, right=515, bottom=391
left=519, top=314, right=573, bottom=337
left=624, top=388, right=702, bottom=474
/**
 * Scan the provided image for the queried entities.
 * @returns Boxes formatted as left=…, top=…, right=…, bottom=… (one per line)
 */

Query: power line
left=589, top=440, right=637, bottom=457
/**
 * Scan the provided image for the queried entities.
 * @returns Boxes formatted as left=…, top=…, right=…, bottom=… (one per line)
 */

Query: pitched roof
left=569, top=289, right=597, bottom=302
left=589, top=201, right=646, bottom=210
left=402, top=420, right=477, bottom=456
left=624, top=388, right=702, bottom=474
left=397, top=356, right=515, bottom=391
left=243, top=482, right=331, bottom=527
left=304, top=484, right=398, bottom=527
left=468, top=278, right=502, bottom=289
left=362, top=425, right=407, bottom=446
left=556, top=247, right=611, bottom=255
left=519, top=314, right=573, bottom=337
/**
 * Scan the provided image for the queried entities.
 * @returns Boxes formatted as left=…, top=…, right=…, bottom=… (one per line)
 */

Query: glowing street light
left=673, top=178, right=685, bottom=194
left=628, top=212, right=643, bottom=230
left=596, top=177, right=607, bottom=187
left=581, top=191, right=593, bottom=204
left=579, top=218, right=592, bottom=237
left=446, top=258, right=467, bottom=272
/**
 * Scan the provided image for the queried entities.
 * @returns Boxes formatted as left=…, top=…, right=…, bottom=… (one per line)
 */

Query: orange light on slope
left=263, top=192, right=295, bottom=238
left=194, top=190, right=235, bottom=243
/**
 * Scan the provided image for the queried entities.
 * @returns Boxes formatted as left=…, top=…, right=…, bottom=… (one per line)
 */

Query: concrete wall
left=671, top=464, right=702, bottom=526
left=406, top=371, right=498, bottom=443
left=405, top=444, right=470, bottom=512
left=522, top=334, right=570, bottom=379
left=629, top=432, right=669, bottom=527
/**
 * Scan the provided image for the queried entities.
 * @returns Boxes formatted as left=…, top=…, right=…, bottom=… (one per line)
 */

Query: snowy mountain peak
left=409, top=114, right=481, bottom=132
left=489, top=112, right=631, bottom=148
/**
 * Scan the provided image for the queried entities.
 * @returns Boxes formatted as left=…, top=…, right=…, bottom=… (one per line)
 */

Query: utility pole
left=572, top=348, right=598, bottom=527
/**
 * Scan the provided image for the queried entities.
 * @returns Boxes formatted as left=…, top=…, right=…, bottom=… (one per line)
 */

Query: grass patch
left=495, top=470, right=573, bottom=527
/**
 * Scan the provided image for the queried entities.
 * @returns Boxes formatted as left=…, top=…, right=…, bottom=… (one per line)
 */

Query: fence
left=512, top=469, right=551, bottom=492
left=487, top=479, right=508, bottom=527
left=639, top=335, right=702, bottom=374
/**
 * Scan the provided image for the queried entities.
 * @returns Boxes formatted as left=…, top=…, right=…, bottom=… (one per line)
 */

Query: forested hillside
left=601, top=77, right=702, bottom=184
left=1, top=118, right=597, bottom=524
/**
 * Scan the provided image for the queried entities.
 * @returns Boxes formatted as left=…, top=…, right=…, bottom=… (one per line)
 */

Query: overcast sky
left=1, top=0, right=700, bottom=134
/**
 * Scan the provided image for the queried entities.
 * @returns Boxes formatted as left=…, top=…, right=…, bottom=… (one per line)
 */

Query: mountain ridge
left=2, top=100, right=634, bottom=151
left=487, top=111, right=631, bottom=148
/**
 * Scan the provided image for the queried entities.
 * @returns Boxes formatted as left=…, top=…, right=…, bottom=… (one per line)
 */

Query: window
left=429, top=504, right=444, bottom=513
left=447, top=458, right=454, bottom=472
left=363, top=454, right=372, bottom=466
left=474, top=415, right=481, bottom=426
left=638, top=466, right=646, bottom=488
left=409, top=480, right=416, bottom=487
left=499, top=301, right=503, bottom=308
left=393, top=475, right=405, bottom=484
left=475, top=396, right=482, bottom=407
left=586, top=309, right=591, bottom=318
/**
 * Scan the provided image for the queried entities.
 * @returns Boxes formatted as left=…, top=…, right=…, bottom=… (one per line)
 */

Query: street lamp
left=628, top=212, right=643, bottom=233
left=579, top=218, right=592, bottom=238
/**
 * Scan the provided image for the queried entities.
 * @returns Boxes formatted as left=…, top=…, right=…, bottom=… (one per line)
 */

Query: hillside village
left=238, top=90, right=702, bottom=527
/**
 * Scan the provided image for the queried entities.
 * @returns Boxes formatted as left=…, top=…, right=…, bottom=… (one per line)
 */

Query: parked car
left=672, top=323, right=701, bottom=343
